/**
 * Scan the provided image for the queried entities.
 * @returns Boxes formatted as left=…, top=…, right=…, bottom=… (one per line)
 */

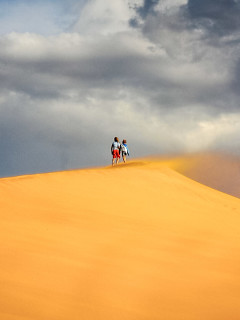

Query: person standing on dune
left=111, top=137, right=121, bottom=166
left=120, top=139, right=130, bottom=163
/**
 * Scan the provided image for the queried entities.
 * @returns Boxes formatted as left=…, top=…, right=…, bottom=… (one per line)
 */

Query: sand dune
left=163, top=152, right=240, bottom=198
left=1, top=156, right=240, bottom=320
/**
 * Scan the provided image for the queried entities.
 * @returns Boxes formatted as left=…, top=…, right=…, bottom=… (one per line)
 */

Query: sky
left=0, top=0, right=240, bottom=177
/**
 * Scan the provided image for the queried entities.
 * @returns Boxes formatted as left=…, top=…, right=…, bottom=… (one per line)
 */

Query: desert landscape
left=1, top=153, right=240, bottom=320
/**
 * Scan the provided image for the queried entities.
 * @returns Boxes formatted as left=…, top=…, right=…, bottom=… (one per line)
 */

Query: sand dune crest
left=164, top=152, right=240, bottom=198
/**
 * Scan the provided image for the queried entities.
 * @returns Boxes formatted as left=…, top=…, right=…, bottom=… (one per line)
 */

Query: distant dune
left=1, top=155, right=240, bottom=320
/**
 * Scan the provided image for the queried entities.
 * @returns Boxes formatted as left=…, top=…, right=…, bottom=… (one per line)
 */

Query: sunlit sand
left=1, top=154, right=240, bottom=319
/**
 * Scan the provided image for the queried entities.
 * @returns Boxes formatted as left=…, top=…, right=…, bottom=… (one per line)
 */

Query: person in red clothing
left=111, top=137, right=121, bottom=166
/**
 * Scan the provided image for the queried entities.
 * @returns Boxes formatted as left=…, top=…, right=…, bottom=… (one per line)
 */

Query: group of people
left=111, top=137, right=130, bottom=166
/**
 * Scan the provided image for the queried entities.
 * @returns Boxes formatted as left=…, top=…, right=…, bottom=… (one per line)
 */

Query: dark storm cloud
left=128, top=0, right=240, bottom=113
left=188, top=0, right=240, bottom=36
left=0, top=33, right=172, bottom=100
left=0, top=97, right=113, bottom=177
left=230, top=58, right=240, bottom=98
left=131, top=0, right=240, bottom=37
left=129, top=0, right=160, bottom=27
left=1, top=34, right=230, bottom=115
left=136, top=0, right=160, bottom=18
left=185, top=0, right=240, bottom=102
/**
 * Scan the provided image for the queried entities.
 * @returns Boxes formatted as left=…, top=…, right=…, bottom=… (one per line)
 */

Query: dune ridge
left=1, top=156, right=240, bottom=320
left=160, top=152, right=240, bottom=198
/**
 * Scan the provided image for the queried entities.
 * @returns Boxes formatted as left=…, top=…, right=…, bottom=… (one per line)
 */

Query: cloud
left=136, top=0, right=160, bottom=18
left=188, top=0, right=240, bottom=36
left=71, top=0, right=134, bottom=35
left=0, top=0, right=240, bottom=177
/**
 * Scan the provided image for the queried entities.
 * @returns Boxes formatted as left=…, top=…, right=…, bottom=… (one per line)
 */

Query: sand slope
left=1, top=158, right=240, bottom=320
left=164, top=152, right=240, bottom=198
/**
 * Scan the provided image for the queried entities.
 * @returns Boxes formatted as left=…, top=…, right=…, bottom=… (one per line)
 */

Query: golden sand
left=1, top=155, right=240, bottom=319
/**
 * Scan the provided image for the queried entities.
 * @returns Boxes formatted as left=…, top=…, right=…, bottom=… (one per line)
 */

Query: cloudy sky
left=0, top=0, right=240, bottom=177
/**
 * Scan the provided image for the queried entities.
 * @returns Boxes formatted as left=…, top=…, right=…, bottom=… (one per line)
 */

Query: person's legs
left=112, top=150, right=116, bottom=166
left=115, top=151, right=118, bottom=165
left=116, top=150, right=120, bottom=165
left=112, top=150, right=120, bottom=165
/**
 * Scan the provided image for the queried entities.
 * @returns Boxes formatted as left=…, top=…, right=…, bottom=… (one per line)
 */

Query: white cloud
left=157, top=0, right=187, bottom=11
left=72, top=0, right=134, bottom=35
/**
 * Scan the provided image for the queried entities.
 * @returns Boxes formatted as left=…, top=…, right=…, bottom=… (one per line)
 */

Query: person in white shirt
left=111, top=137, right=121, bottom=166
